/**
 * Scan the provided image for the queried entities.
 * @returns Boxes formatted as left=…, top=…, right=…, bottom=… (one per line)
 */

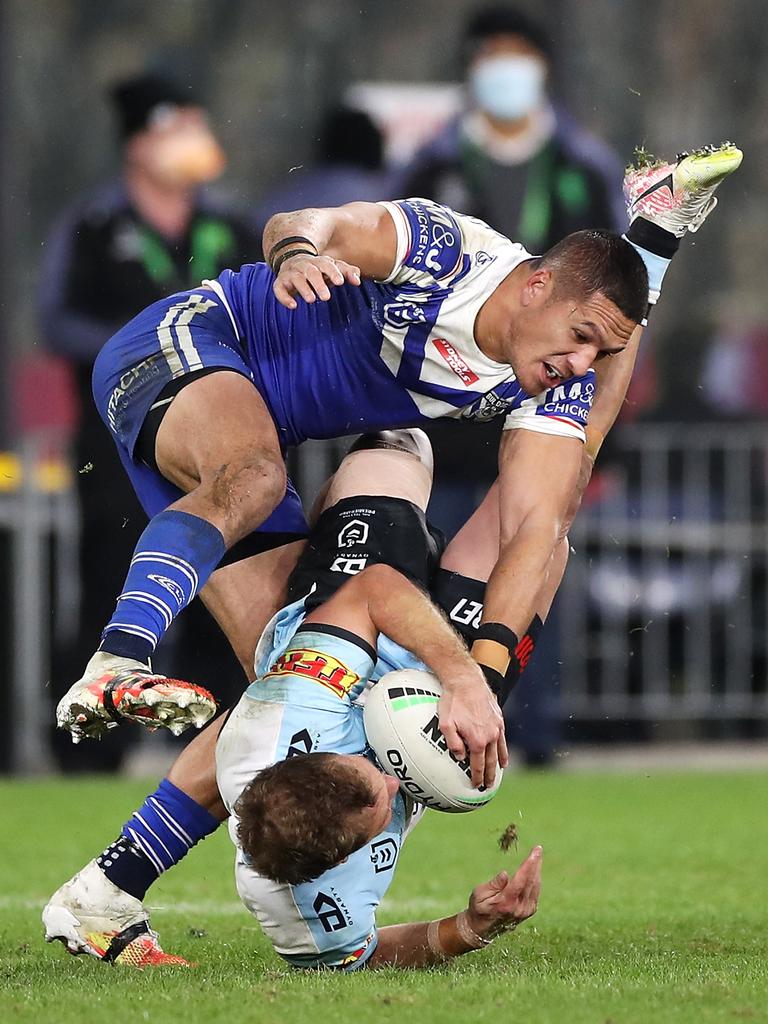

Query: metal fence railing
left=560, top=423, right=768, bottom=721
left=7, top=424, right=767, bottom=774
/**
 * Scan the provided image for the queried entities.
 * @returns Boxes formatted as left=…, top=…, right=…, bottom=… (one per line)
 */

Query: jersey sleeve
left=379, top=198, right=466, bottom=286
left=502, top=370, right=596, bottom=441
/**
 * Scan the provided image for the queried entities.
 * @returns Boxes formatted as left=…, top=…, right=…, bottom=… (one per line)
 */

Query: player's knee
left=206, top=450, right=287, bottom=539
left=347, top=428, right=433, bottom=472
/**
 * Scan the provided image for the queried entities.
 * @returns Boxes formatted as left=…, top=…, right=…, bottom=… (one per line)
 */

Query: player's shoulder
left=503, top=369, right=597, bottom=442
left=381, top=196, right=530, bottom=286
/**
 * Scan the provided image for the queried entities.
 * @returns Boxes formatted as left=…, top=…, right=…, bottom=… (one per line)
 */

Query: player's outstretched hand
left=466, top=846, right=542, bottom=938
left=272, top=253, right=361, bottom=309
left=438, top=671, right=508, bottom=789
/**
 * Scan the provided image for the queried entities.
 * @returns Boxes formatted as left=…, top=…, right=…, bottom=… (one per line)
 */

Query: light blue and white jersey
left=216, top=599, right=424, bottom=971
left=205, top=198, right=594, bottom=446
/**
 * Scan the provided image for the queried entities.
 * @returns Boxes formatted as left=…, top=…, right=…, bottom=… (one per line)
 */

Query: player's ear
left=520, top=267, right=553, bottom=308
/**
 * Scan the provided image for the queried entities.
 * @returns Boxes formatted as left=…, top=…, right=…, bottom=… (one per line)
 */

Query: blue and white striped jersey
left=206, top=198, right=594, bottom=446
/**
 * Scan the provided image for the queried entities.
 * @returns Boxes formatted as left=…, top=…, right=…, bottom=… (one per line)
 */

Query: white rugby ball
left=363, top=668, right=502, bottom=813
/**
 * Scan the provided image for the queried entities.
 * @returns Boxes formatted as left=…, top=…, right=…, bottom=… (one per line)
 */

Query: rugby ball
left=363, top=668, right=502, bottom=813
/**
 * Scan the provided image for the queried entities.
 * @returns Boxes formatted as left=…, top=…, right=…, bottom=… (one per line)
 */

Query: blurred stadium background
left=1, top=0, right=768, bottom=774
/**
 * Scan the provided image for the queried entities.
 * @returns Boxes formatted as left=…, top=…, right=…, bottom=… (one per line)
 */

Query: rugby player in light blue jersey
left=45, top=430, right=543, bottom=968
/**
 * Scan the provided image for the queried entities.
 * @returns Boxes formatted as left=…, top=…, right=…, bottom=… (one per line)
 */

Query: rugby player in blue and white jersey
left=54, top=144, right=741, bottom=907
left=45, top=430, right=542, bottom=968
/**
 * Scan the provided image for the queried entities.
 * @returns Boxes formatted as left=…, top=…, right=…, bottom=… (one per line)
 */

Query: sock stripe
left=148, top=797, right=193, bottom=846
left=125, top=829, right=165, bottom=875
left=131, top=552, right=200, bottom=592
left=118, top=592, right=175, bottom=629
left=103, top=622, right=160, bottom=646
left=133, top=812, right=174, bottom=862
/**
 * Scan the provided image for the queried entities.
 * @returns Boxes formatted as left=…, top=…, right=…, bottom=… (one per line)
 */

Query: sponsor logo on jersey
left=266, top=648, right=360, bottom=699
left=370, top=837, right=398, bottom=873
left=432, top=338, right=479, bottom=386
left=313, top=889, right=353, bottom=933
left=404, top=201, right=461, bottom=278
left=147, top=573, right=185, bottom=607
left=330, top=555, right=368, bottom=575
left=338, top=520, right=370, bottom=547
left=106, top=355, right=161, bottom=431
left=540, top=377, right=595, bottom=424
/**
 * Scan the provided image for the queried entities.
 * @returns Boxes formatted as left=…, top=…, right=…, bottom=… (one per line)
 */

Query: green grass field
left=2, top=770, right=767, bottom=1023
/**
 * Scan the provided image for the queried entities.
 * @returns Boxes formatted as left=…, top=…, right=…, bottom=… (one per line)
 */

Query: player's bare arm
left=263, top=201, right=398, bottom=308
left=481, top=428, right=582, bottom=634
left=303, top=562, right=506, bottom=789
left=365, top=845, right=542, bottom=968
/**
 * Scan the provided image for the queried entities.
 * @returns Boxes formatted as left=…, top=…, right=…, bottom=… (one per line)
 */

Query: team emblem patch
left=338, top=519, right=369, bottom=547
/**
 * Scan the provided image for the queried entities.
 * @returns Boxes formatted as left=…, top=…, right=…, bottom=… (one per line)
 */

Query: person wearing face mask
left=400, top=6, right=625, bottom=768
left=39, top=72, right=258, bottom=771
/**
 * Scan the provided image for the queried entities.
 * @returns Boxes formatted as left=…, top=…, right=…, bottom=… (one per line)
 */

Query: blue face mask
left=469, top=54, right=546, bottom=121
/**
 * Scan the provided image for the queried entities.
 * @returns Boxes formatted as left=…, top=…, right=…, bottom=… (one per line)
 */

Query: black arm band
left=271, top=248, right=321, bottom=274
left=267, top=235, right=318, bottom=266
left=475, top=621, right=520, bottom=656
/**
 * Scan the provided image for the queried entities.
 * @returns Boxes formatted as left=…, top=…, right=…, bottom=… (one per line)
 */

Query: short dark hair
left=235, top=753, right=377, bottom=885
left=539, top=229, right=649, bottom=325
left=463, top=5, right=553, bottom=65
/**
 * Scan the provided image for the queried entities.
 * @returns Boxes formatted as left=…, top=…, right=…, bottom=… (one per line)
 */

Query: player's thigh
left=440, top=479, right=501, bottom=582
left=154, top=370, right=284, bottom=493
left=200, top=540, right=305, bottom=675
left=323, top=429, right=434, bottom=513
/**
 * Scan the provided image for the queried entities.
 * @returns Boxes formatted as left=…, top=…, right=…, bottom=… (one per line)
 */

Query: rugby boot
left=43, top=860, right=191, bottom=967
left=624, top=142, right=742, bottom=236
left=56, top=650, right=217, bottom=742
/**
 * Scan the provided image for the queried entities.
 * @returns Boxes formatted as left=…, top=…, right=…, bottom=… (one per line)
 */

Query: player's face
left=345, top=755, right=401, bottom=842
left=498, top=274, right=637, bottom=395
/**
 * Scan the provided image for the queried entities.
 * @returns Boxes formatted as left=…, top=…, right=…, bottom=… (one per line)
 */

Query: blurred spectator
left=39, top=72, right=259, bottom=770
left=400, top=5, right=626, bottom=766
left=254, top=105, right=395, bottom=233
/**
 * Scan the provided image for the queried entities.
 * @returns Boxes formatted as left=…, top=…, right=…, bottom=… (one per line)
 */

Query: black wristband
left=271, top=248, right=320, bottom=275
left=479, top=663, right=506, bottom=702
left=475, top=621, right=520, bottom=655
left=267, top=235, right=318, bottom=266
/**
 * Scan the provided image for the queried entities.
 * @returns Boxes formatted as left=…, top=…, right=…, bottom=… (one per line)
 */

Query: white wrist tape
left=455, top=910, right=493, bottom=949
left=426, top=919, right=449, bottom=959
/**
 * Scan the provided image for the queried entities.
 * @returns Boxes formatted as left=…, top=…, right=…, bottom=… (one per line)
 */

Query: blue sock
left=100, top=509, right=226, bottom=664
left=97, top=779, right=220, bottom=899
